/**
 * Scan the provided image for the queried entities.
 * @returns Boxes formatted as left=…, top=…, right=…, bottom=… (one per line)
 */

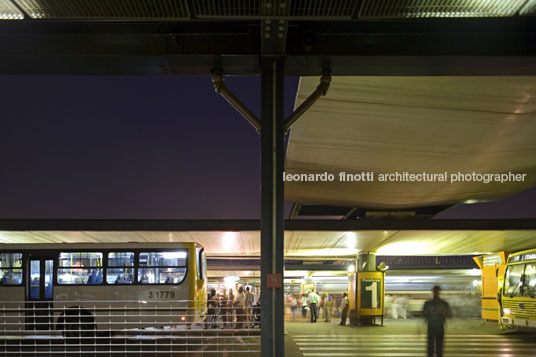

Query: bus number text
left=148, top=291, right=176, bottom=299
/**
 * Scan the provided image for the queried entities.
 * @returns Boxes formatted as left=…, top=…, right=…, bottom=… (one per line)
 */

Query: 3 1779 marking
left=148, top=291, right=175, bottom=299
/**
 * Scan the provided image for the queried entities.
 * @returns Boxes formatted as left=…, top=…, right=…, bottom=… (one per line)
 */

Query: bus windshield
left=523, top=263, right=536, bottom=298
left=505, top=264, right=524, bottom=297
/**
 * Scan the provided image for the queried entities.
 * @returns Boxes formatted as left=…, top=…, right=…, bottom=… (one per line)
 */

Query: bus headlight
left=503, top=308, right=511, bottom=315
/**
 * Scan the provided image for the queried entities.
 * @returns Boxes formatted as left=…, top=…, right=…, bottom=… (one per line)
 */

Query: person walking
left=307, top=290, right=320, bottom=323
left=391, top=294, right=399, bottom=319
left=397, top=295, right=408, bottom=320
left=245, top=286, right=254, bottom=327
left=289, top=294, right=298, bottom=320
left=339, top=292, right=348, bottom=326
left=205, top=288, right=218, bottom=329
left=384, top=294, right=393, bottom=318
left=220, top=289, right=228, bottom=328
left=235, top=286, right=246, bottom=329
left=299, top=294, right=307, bottom=318
left=423, top=286, right=452, bottom=357
left=323, top=292, right=332, bottom=322
left=226, top=288, right=235, bottom=328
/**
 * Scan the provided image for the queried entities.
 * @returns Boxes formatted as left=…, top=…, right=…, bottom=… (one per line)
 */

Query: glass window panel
left=108, top=252, right=134, bottom=267
left=0, top=253, right=22, bottom=268
left=45, top=260, right=53, bottom=299
left=57, top=268, right=103, bottom=285
left=505, top=264, right=525, bottom=297
left=139, top=251, right=187, bottom=267
left=200, top=250, right=207, bottom=280
left=106, top=268, right=134, bottom=284
left=0, top=269, right=22, bottom=285
left=523, top=263, right=536, bottom=297
left=30, top=260, right=40, bottom=299
left=58, top=252, right=102, bottom=267
left=196, top=247, right=201, bottom=280
left=138, top=267, right=186, bottom=284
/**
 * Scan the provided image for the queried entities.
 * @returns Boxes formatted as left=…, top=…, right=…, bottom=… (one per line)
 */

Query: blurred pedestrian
left=226, top=288, right=235, bottom=328
left=300, top=294, right=307, bottom=318
left=253, top=296, right=261, bottom=328
left=323, top=292, right=332, bottom=322
left=423, top=286, right=452, bottom=357
left=220, top=289, right=228, bottom=328
left=397, top=295, right=408, bottom=320
left=235, top=286, right=246, bottom=329
left=289, top=294, right=298, bottom=320
left=245, top=286, right=254, bottom=327
left=205, top=288, right=218, bottom=329
left=391, top=294, right=399, bottom=319
left=339, top=292, right=348, bottom=326
left=384, top=294, right=393, bottom=318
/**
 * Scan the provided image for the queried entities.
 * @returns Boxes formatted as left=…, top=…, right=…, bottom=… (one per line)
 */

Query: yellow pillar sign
left=357, top=271, right=384, bottom=317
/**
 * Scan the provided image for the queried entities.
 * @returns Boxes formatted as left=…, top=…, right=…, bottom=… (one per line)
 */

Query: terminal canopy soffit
left=0, top=230, right=535, bottom=258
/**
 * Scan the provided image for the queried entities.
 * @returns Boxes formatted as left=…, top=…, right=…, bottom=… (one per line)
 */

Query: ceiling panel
left=358, top=0, right=534, bottom=18
left=0, top=0, right=23, bottom=19
left=13, top=0, right=190, bottom=20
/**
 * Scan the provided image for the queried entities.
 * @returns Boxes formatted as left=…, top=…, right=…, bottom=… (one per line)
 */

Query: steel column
left=260, top=56, right=285, bottom=357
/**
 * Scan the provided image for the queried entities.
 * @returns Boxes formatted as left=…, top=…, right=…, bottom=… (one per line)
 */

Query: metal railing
left=0, top=300, right=260, bottom=355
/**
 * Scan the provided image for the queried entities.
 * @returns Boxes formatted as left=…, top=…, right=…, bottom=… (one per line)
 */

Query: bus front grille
left=503, top=300, right=536, bottom=320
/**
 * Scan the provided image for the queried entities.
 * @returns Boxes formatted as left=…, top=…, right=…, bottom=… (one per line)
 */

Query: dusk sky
left=1, top=75, right=534, bottom=219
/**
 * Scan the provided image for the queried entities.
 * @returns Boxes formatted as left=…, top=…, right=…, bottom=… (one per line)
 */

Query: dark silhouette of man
left=423, top=285, right=451, bottom=357
left=339, top=292, right=348, bottom=326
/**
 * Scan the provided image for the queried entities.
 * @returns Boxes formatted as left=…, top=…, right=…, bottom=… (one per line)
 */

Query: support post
left=260, top=56, right=285, bottom=357
left=358, top=253, right=376, bottom=273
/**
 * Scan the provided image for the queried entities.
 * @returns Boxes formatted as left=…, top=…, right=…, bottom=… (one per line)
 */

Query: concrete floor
left=284, top=318, right=536, bottom=357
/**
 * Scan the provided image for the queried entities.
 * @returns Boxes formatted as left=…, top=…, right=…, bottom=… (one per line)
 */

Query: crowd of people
left=204, top=286, right=260, bottom=329
left=286, top=290, right=349, bottom=325
left=207, top=284, right=452, bottom=357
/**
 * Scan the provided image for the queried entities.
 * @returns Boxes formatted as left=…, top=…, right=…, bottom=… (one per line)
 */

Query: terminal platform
left=285, top=318, right=536, bottom=357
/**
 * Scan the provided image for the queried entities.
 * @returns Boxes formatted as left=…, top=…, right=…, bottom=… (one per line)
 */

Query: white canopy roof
left=285, top=76, right=536, bottom=209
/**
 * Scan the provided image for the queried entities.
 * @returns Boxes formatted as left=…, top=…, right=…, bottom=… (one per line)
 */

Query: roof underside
left=2, top=0, right=535, bottom=21
left=285, top=76, right=536, bottom=209
left=0, top=229, right=534, bottom=258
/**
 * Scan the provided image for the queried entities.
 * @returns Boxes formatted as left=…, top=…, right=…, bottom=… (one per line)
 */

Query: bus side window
left=106, top=252, right=134, bottom=285
left=57, top=252, right=103, bottom=285
left=138, top=251, right=187, bottom=285
left=0, top=253, right=23, bottom=285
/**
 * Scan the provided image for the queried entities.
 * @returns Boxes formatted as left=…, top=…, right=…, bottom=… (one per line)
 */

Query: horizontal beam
left=295, top=204, right=452, bottom=219
left=0, top=18, right=535, bottom=75
left=285, top=55, right=536, bottom=76
left=1, top=219, right=536, bottom=231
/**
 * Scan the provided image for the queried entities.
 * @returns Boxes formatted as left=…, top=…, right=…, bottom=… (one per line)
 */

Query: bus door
left=26, top=254, right=55, bottom=330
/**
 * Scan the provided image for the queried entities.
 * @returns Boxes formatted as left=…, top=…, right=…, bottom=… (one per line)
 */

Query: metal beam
left=285, top=55, right=536, bottom=76
left=0, top=18, right=535, bottom=75
left=260, top=56, right=285, bottom=357
left=1, top=219, right=536, bottom=231
left=212, top=69, right=262, bottom=132
left=288, top=203, right=302, bottom=219
left=284, top=68, right=331, bottom=131
left=295, top=204, right=453, bottom=219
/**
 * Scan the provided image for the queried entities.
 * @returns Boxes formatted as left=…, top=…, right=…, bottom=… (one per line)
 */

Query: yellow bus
left=501, top=249, right=536, bottom=329
left=0, top=242, right=207, bottom=337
